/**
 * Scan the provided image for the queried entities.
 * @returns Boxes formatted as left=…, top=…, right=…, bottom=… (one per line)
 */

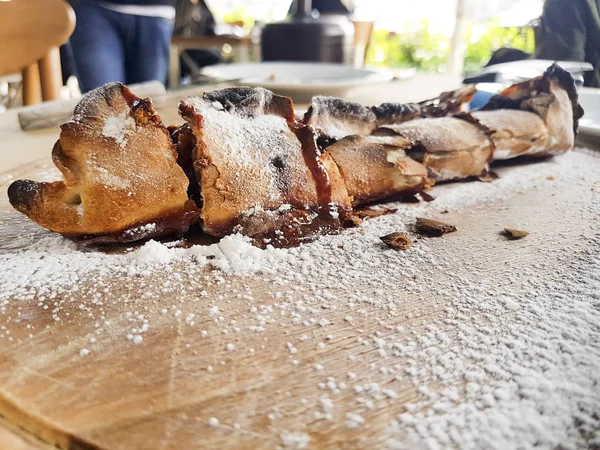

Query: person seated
left=535, top=0, right=600, bottom=87
left=68, top=0, right=176, bottom=92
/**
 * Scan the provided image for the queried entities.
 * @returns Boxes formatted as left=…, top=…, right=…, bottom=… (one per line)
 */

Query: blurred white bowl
left=200, top=62, right=397, bottom=102
left=579, top=88, right=600, bottom=140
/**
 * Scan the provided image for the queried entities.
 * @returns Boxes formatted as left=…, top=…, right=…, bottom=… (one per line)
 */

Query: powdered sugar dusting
left=102, top=111, right=135, bottom=149
left=0, top=234, right=288, bottom=301
left=0, top=150, right=599, bottom=448
left=95, top=170, right=132, bottom=190
left=280, top=431, right=310, bottom=449
left=190, top=97, right=296, bottom=170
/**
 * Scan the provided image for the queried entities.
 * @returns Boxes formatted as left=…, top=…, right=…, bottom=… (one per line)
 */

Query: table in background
left=168, top=35, right=255, bottom=89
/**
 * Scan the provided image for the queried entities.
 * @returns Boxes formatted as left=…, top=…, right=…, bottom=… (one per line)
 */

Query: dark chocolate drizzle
left=172, top=123, right=203, bottom=208
left=292, top=124, right=336, bottom=220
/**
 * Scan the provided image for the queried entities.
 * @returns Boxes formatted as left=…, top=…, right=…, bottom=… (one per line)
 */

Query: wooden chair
left=0, top=0, right=75, bottom=106
left=352, top=21, right=374, bottom=68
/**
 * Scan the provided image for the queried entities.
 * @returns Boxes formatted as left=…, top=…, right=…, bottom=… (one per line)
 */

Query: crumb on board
left=478, top=171, right=499, bottom=183
left=415, top=217, right=457, bottom=237
left=380, top=232, right=412, bottom=250
left=503, top=228, right=529, bottom=239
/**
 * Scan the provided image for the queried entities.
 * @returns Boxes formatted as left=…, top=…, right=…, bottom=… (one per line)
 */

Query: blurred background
left=203, top=0, right=539, bottom=74
left=1, top=0, right=597, bottom=112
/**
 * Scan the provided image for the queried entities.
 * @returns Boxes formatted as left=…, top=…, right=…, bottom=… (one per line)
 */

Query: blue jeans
left=68, top=1, right=173, bottom=92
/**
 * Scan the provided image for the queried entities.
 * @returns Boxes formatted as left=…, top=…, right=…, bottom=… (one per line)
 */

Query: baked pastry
left=303, top=96, right=377, bottom=146
left=374, top=114, right=494, bottom=182
left=8, top=83, right=196, bottom=242
left=304, top=86, right=477, bottom=147
left=325, top=135, right=430, bottom=205
left=178, top=87, right=351, bottom=239
left=7, top=64, right=583, bottom=246
left=474, top=63, right=584, bottom=160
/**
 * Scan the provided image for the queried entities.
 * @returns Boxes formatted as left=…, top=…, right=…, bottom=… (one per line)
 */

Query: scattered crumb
left=478, top=171, right=499, bottom=183
left=503, top=228, right=529, bottom=239
left=380, top=232, right=411, bottom=251
left=415, top=217, right=457, bottom=237
left=547, top=176, right=555, bottom=181
left=417, top=191, right=436, bottom=202
left=354, top=208, right=397, bottom=220
left=348, top=207, right=397, bottom=227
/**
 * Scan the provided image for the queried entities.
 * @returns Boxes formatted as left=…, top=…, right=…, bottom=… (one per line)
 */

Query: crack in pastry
left=171, top=123, right=203, bottom=208
left=8, top=83, right=197, bottom=242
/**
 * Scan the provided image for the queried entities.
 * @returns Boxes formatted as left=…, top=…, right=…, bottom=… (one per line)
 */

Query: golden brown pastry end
left=8, top=82, right=196, bottom=242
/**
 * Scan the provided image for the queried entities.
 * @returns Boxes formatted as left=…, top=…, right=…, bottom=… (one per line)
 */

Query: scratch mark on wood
left=157, top=320, right=185, bottom=450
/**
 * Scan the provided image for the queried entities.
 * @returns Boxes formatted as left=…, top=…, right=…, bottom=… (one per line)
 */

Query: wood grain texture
left=0, top=152, right=598, bottom=449
left=38, top=48, right=63, bottom=103
left=22, top=64, right=42, bottom=107
left=0, top=419, right=51, bottom=450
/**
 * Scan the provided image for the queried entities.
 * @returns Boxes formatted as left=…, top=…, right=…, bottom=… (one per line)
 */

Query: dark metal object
left=260, top=0, right=354, bottom=63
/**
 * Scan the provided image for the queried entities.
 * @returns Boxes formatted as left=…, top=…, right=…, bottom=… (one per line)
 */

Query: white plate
left=200, top=62, right=396, bottom=101
left=578, top=88, right=600, bottom=140
left=481, top=59, right=593, bottom=80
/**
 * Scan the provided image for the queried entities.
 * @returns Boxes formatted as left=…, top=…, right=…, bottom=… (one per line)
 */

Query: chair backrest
left=352, top=21, right=374, bottom=68
left=0, top=0, right=75, bottom=77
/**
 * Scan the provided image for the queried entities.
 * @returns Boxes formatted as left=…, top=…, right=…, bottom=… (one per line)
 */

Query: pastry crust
left=304, top=86, right=477, bottom=147
left=373, top=85, right=477, bottom=125
left=471, top=110, right=548, bottom=160
left=304, top=96, right=377, bottom=142
left=377, top=117, right=494, bottom=181
left=326, top=135, right=429, bottom=205
left=8, top=83, right=195, bottom=241
left=478, top=63, right=583, bottom=160
left=179, top=87, right=351, bottom=237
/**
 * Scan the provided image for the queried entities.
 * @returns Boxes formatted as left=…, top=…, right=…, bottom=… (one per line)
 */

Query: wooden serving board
left=0, top=151, right=599, bottom=450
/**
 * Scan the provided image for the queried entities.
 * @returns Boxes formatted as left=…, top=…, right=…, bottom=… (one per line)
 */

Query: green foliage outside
left=215, top=5, right=537, bottom=75
left=222, top=9, right=256, bottom=34
left=365, top=19, right=536, bottom=74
